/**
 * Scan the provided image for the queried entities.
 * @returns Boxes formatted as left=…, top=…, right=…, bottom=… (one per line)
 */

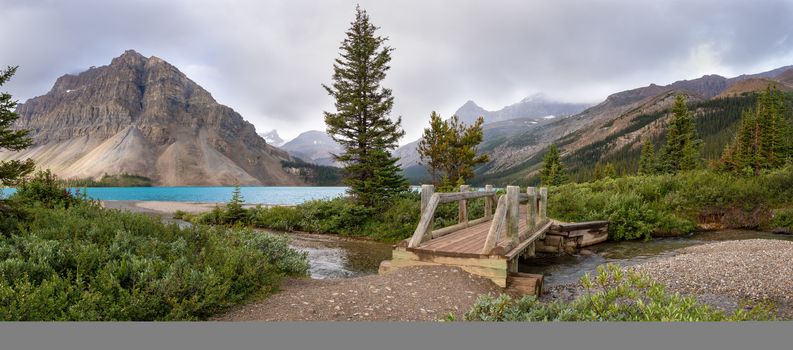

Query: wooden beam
left=484, top=185, right=493, bottom=219
left=458, top=184, right=469, bottom=224
left=539, top=187, right=548, bottom=221
left=504, top=220, right=553, bottom=259
left=481, top=195, right=507, bottom=254
left=420, top=184, right=434, bottom=216
left=506, top=186, right=520, bottom=246
left=436, top=190, right=495, bottom=203
left=408, top=193, right=440, bottom=248
left=526, top=187, right=537, bottom=232
left=555, top=221, right=609, bottom=231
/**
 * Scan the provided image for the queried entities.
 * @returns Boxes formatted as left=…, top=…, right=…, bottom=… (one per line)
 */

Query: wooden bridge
left=379, top=185, right=608, bottom=295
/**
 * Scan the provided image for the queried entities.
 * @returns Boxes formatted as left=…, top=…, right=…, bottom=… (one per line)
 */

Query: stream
left=281, top=229, right=793, bottom=286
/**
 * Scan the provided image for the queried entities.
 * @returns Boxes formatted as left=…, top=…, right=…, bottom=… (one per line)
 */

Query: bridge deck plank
left=413, top=205, right=534, bottom=256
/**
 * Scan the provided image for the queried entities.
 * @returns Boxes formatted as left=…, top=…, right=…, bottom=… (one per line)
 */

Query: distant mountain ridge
left=0, top=50, right=302, bottom=186
left=280, top=130, right=343, bottom=167
left=454, top=93, right=592, bottom=124
left=399, top=65, right=793, bottom=185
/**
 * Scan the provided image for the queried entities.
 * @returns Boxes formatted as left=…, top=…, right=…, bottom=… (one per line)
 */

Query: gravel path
left=214, top=266, right=504, bottom=321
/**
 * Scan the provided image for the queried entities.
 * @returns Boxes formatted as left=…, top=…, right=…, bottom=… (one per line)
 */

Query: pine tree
left=540, top=144, right=568, bottom=186
left=658, top=94, right=701, bottom=173
left=417, top=113, right=488, bottom=188
left=416, top=111, right=448, bottom=185
left=0, top=66, right=35, bottom=186
left=592, top=162, right=603, bottom=181
left=603, top=163, right=617, bottom=179
left=718, top=84, right=791, bottom=175
left=638, top=137, right=657, bottom=175
left=226, top=183, right=245, bottom=224
left=323, top=6, right=408, bottom=206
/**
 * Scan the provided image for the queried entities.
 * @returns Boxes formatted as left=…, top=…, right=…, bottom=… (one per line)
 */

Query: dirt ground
left=213, top=266, right=505, bottom=321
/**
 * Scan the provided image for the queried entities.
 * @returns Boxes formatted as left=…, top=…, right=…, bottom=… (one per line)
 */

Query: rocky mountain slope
left=473, top=66, right=793, bottom=185
left=280, top=130, right=343, bottom=167
left=0, top=50, right=302, bottom=186
left=400, top=65, right=793, bottom=185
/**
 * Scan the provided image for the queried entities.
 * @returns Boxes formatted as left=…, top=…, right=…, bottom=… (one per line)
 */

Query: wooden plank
left=481, top=195, right=507, bottom=254
left=430, top=216, right=490, bottom=239
left=526, top=187, right=538, bottom=231
left=391, top=248, right=509, bottom=287
left=504, top=220, right=553, bottom=259
left=506, top=186, right=519, bottom=246
left=408, top=194, right=440, bottom=247
left=484, top=185, right=493, bottom=219
left=539, top=187, right=548, bottom=221
left=555, top=221, right=609, bottom=231
left=436, top=190, right=496, bottom=203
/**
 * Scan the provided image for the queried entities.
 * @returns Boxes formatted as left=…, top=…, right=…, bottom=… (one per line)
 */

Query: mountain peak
left=461, top=100, right=480, bottom=108
left=519, top=92, right=548, bottom=103
left=110, top=49, right=148, bottom=67
left=7, top=51, right=300, bottom=186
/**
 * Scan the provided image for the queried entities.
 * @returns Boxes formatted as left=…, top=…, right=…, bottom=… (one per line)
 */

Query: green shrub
left=11, top=170, right=82, bottom=208
left=463, top=264, right=772, bottom=322
left=770, top=207, right=793, bottom=232
left=0, top=200, right=308, bottom=320
left=549, top=167, right=793, bottom=239
left=186, top=189, right=492, bottom=242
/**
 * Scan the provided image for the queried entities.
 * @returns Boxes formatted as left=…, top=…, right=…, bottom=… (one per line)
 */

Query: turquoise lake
left=1, top=186, right=348, bottom=205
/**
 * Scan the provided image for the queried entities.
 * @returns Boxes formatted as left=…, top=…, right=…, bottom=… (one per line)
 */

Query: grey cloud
left=2, top=0, right=793, bottom=142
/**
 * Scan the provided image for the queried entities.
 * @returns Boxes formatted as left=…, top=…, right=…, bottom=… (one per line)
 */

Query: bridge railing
left=407, top=184, right=497, bottom=248
left=481, top=185, right=549, bottom=255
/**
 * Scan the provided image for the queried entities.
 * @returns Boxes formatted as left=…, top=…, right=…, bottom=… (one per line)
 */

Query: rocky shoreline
left=542, top=239, right=793, bottom=319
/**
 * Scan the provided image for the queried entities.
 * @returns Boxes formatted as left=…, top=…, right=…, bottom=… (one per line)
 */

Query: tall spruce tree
left=638, top=137, right=657, bottom=175
left=323, top=6, right=408, bottom=206
left=540, top=144, right=568, bottom=186
left=658, top=94, right=701, bottom=173
left=0, top=66, right=35, bottom=186
left=718, top=84, right=791, bottom=175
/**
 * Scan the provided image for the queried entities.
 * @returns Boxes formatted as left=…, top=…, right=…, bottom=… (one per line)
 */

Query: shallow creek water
left=279, top=229, right=793, bottom=284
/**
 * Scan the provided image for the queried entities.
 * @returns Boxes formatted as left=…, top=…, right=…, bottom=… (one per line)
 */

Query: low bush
left=548, top=166, right=793, bottom=238
left=770, top=207, right=793, bottom=232
left=11, top=170, right=83, bottom=208
left=0, top=172, right=309, bottom=320
left=462, top=264, right=772, bottom=321
left=185, top=190, right=489, bottom=242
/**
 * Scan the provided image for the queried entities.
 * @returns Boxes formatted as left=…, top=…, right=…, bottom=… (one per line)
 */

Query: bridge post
left=484, top=184, right=493, bottom=219
left=420, top=184, right=435, bottom=243
left=539, top=187, right=548, bottom=223
left=526, top=187, right=538, bottom=231
left=506, top=185, right=520, bottom=246
left=458, top=185, right=469, bottom=224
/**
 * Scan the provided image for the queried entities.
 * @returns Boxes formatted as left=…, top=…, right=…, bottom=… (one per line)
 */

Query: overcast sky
left=3, top=0, right=793, bottom=143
